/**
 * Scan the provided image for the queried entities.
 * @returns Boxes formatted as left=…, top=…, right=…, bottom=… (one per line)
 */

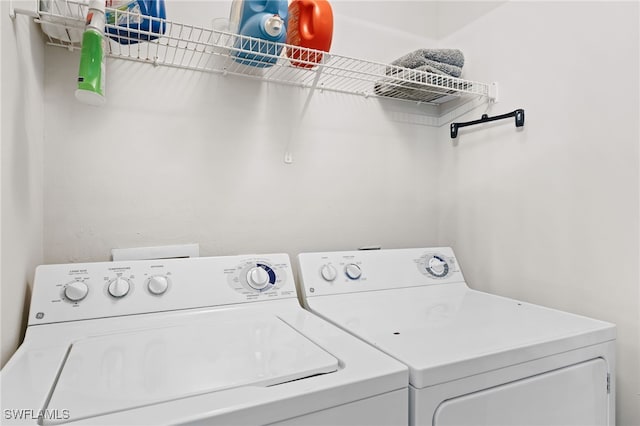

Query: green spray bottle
left=76, top=0, right=106, bottom=105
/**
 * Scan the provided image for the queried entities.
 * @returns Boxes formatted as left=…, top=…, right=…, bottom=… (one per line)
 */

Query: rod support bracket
left=451, top=108, right=525, bottom=139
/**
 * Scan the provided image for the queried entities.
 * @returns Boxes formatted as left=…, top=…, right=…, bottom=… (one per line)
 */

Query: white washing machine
left=297, top=247, right=616, bottom=426
left=0, top=253, right=408, bottom=425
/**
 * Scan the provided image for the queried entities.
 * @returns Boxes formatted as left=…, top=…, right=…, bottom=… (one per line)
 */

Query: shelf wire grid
left=36, top=0, right=89, bottom=45
left=36, top=5, right=492, bottom=105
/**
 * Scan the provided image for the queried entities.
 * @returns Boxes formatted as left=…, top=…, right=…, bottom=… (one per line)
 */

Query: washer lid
left=43, top=312, right=338, bottom=424
left=306, top=283, right=615, bottom=389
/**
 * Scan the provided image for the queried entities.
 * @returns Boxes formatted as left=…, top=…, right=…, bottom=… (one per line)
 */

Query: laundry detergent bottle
left=105, top=0, right=166, bottom=44
left=230, top=0, right=288, bottom=67
left=286, top=0, right=333, bottom=68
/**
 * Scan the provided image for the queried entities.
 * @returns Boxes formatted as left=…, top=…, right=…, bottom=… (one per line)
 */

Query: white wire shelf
left=34, top=2, right=495, bottom=107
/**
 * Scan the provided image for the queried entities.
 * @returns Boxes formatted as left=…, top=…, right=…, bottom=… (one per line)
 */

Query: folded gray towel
left=390, top=49, right=465, bottom=70
left=373, top=48, right=466, bottom=102
left=411, top=60, right=462, bottom=78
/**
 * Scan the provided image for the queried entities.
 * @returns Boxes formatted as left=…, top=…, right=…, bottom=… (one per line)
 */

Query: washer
left=1, top=253, right=408, bottom=425
left=297, top=247, right=616, bottom=426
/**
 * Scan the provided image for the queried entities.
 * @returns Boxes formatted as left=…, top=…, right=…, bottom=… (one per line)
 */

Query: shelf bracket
left=489, top=82, right=499, bottom=103
left=9, top=0, right=39, bottom=19
left=450, top=108, right=525, bottom=139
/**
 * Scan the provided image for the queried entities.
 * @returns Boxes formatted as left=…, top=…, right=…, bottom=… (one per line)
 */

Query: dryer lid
left=307, top=283, right=615, bottom=389
left=43, top=312, right=338, bottom=424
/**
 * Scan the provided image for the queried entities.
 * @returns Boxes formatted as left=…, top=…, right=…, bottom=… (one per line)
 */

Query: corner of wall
left=1, top=3, right=45, bottom=368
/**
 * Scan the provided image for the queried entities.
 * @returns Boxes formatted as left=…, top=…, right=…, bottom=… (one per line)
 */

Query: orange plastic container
left=286, top=0, right=333, bottom=68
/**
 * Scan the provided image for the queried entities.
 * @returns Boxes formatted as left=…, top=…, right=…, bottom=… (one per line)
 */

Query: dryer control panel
left=29, top=254, right=296, bottom=325
left=297, top=247, right=465, bottom=298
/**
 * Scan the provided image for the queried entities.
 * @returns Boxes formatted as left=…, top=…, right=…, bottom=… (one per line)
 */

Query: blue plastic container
left=230, top=0, right=288, bottom=67
left=105, top=0, right=166, bottom=45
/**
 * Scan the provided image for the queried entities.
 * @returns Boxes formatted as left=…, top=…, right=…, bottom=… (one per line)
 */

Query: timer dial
left=228, top=260, right=284, bottom=294
left=425, top=255, right=449, bottom=278
left=247, top=266, right=270, bottom=290
left=245, top=263, right=277, bottom=291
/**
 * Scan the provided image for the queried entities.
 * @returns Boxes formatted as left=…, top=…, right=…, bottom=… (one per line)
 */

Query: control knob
left=320, top=264, right=337, bottom=281
left=426, top=255, right=449, bottom=278
left=247, top=266, right=271, bottom=290
left=345, top=263, right=362, bottom=280
left=64, top=281, right=89, bottom=302
left=147, top=275, right=169, bottom=295
left=108, top=277, right=130, bottom=298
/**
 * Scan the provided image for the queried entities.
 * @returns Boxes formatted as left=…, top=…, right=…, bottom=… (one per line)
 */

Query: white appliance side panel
left=433, top=358, right=609, bottom=426
left=267, top=388, right=408, bottom=426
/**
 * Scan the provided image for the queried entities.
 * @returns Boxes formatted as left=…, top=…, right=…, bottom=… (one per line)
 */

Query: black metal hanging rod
left=450, top=108, right=525, bottom=139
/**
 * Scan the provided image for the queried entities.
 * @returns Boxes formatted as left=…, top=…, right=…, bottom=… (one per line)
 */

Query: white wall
left=42, top=1, right=440, bottom=264
left=3, top=1, right=639, bottom=424
left=434, top=2, right=640, bottom=425
left=0, top=4, right=45, bottom=367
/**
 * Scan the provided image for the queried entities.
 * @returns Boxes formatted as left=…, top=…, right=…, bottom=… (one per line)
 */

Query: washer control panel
left=29, top=253, right=295, bottom=325
left=298, top=247, right=463, bottom=298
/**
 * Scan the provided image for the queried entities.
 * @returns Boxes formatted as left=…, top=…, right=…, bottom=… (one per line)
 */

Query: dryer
left=297, top=247, right=616, bottom=426
left=1, top=253, right=408, bottom=425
